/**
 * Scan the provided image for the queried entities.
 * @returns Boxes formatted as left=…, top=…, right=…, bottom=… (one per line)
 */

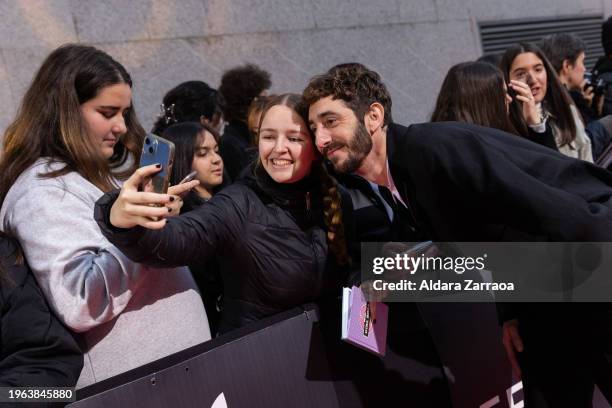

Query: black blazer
left=385, top=121, right=612, bottom=242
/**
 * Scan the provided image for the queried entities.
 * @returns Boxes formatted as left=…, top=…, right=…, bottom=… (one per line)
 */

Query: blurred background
left=0, top=0, right=609, bottom=134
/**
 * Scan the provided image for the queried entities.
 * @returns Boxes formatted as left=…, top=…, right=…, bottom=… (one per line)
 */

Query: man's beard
left=324, top=121, right=372, bottom=174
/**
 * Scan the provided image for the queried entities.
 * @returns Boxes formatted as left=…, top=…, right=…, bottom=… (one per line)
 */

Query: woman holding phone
left=95, top=93, right=350, bottom=334
left=500, top=42, right=593, bottom=161
left=431, top=61, right=556, bottom=148
left=0, top=44, right=211, bottom=388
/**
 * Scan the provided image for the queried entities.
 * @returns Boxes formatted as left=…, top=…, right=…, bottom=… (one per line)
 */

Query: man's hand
left=502, top=318, right=524, bottom=379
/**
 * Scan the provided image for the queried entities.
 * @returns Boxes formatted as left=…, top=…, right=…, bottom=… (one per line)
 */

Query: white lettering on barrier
left=211, top=392, right=228, bottom=408
left=507, top=381, right=524, bottom=408
left=479, top=381, right=523, bottom=408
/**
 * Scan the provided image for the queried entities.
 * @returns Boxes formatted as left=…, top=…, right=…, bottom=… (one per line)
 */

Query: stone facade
left=0, top=0, right=608, bottom=134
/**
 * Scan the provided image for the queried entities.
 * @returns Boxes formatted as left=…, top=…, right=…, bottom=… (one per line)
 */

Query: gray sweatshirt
left=0, top=159, right=211, bottom=388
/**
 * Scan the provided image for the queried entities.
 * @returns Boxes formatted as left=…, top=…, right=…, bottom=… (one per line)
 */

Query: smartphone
left=179, top=170, right=198, bottom=185
left=139, top=133, right=175, bottom=194
left=506, top=84, right=518, bottom=101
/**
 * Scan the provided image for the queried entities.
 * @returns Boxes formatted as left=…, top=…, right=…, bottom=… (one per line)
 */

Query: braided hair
left=314, top=162, right=350, bottom=266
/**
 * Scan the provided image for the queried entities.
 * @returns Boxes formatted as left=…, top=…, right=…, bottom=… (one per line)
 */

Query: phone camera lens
left=148, top=146, right=154, bottom=154
left=145, top=138, right=151, bottom=145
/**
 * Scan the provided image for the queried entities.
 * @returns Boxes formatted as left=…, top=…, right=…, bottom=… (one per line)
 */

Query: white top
left=368, top=160, right=408, bottom=222
left=548, top=104, right=594, bottom=163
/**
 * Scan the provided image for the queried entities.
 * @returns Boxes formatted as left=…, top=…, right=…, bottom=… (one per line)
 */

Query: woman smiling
left=95, top=93, right=349, bottom=334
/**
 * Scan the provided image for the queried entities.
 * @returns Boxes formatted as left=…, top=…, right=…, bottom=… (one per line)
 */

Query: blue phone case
left=139, top=133, right=175, bottom=194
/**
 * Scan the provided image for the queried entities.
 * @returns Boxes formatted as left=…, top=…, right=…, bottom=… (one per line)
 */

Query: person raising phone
left=431, top=61, right=555, bottom=148
left=95, top=93, right=350, bottom=334
left=501, top=42, right=593, bottom=162
left=0, top=44, right=211, bottom=388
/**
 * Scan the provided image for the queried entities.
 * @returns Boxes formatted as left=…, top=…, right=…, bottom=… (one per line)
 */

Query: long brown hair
left=0, top=44, right=144, bottom=208
left=431, top=61, right=521, bottom=136
left=256, top=93, right=350, bottom=266
left=500, top=42, right=577, bottom=147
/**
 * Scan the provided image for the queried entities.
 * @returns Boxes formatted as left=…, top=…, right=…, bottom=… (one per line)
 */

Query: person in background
left=151, top=80, right=224, bottom=136
left=431, top=61, right=555, bottom=146
left=500, top=42, right=593, bottom=162
left=539, top=33, right=612, bottom=161
left=0, top=231, right=83, bottom=391
left=593, top=16, right=612, bottom=117
left=0, top=44, right=211, bottom=388
left=161, top=121, right=224, bottom=334
left=477, top=52, right=503, bottom=67
left=218, top=63, right=271, bottom=180
left=539, top=34, right=596, bottom=121
left=247, top=95, right=272, bottom=141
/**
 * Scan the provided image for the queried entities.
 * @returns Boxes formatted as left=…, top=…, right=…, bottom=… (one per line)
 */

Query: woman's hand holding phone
left=110, top=164, right=199, bottom=230
left=508, top=79, right=541, bottom=126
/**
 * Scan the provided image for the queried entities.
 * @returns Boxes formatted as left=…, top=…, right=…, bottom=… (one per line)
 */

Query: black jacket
left=387, top=122, right=612, bottom=329
left=386, top=121, right=612, bottom=242
left=219, top=120, right=257, bottom=181
left=96, top=166, right=345, bottom=334
left=180, top=192, right=224, bottom=336
left=0, top=236, right=82, bottom=390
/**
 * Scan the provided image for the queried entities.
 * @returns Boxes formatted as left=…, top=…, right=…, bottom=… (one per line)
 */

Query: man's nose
left=315, top=128, right=331, bottom=152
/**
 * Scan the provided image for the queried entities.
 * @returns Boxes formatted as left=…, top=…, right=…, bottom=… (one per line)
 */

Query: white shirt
left=367, top=160, right=408, bottom=222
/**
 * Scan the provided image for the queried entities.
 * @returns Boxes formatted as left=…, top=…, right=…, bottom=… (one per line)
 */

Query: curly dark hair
left=302, top=63, right=393, bottom=126
left=218, top=63, right=271, bottom=123
left=152, top=81, right=223, bottom=135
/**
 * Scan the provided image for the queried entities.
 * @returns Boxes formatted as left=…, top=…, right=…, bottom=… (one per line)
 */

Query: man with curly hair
left=218, top=63, right=271, bottom=180
left=303, top=63, right=612, bottom=407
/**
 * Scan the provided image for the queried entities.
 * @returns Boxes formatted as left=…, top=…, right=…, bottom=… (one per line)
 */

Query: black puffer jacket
left=0, top=235, right=83, bottom=390
left=95, top=166, right=346, bottom=334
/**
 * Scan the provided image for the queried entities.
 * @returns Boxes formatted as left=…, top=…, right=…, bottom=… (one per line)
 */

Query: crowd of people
left=3, top=15, right=612, bottom=408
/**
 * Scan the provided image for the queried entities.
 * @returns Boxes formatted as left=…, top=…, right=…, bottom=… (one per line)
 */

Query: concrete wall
left=0, top=0, right=609, bottom=133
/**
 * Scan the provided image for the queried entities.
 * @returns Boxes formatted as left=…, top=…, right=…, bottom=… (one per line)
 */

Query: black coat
left=387, top=122, right=612, bottom=390
left=0, top=236, right=82, bottom=389
left=96, top=167, right=345, bottom=334
left=180, top=192, right=224, bottom=336
left=386, top=121, right=612, bottom=242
